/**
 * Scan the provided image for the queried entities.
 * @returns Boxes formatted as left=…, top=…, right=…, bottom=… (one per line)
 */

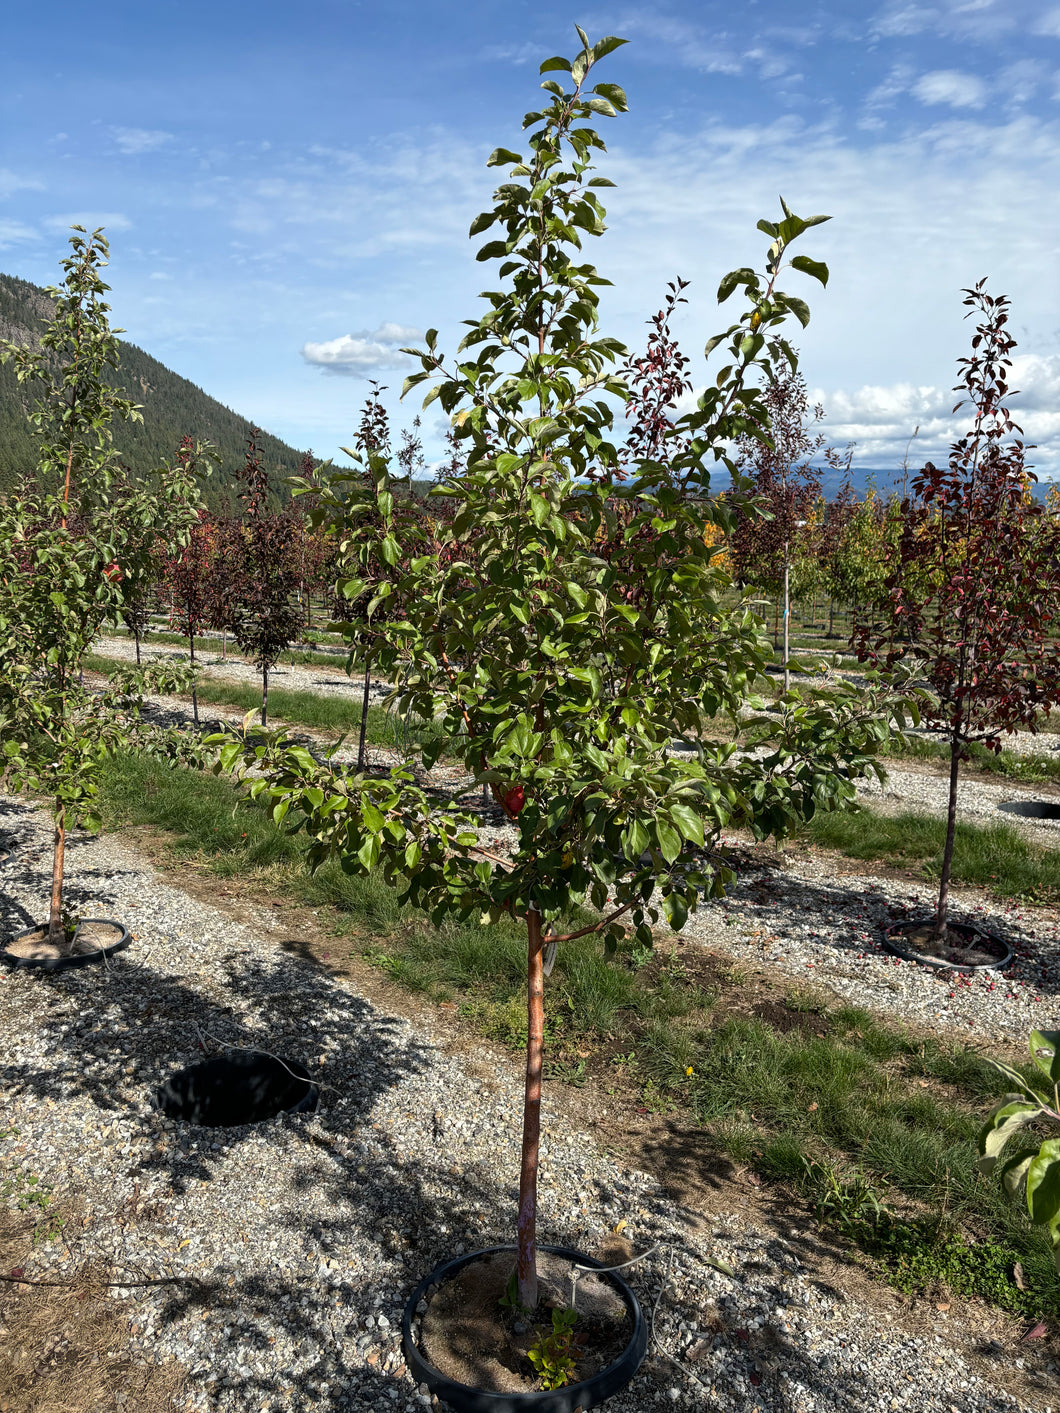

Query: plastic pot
left=0, top=918, right=132, bottom=972
left=154, top=1051, right=319, bottom=1126
left=402, top=1244, right=648, bottom=1413
left=882, top=919, right=1013, bottom=974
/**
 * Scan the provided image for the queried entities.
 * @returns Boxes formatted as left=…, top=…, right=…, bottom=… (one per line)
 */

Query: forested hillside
left=0, top=272, right=308, bottom=504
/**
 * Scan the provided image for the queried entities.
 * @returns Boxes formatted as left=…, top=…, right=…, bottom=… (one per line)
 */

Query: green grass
left=86, top=652, right=445, bottom=754
left=805, top=806, right=1060, bottom=902
left=95, top=748, right=1060, bottom=1317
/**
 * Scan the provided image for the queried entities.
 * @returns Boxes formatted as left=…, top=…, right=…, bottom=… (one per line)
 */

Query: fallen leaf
left=613, top=1219, right=627, bottom=1234
left=8, top=1268, right=24, bottom=1279
left=1022, top=1321, right=1048, bottom=1341
left=935, top=1302, right=950, bottom=1312
left=807, top=1102, right=818, bottom=1113
left=749, top=1372, right=762, bottom=1387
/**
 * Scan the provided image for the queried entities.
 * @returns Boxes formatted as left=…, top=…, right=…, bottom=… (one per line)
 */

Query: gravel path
left=95, top=636, right=391, bottom=707
left=2, top=798, right=1053, bottom=1412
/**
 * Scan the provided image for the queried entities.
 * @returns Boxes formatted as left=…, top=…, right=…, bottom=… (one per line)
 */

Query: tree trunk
left=783, top=549, right=790, bottom=694
left=934, top=736, right=962, bottom=939
left=47, top=802, right=66, bottom=947
left=773, top=596, right=780, bottom=651
left=357, top=665, right=371, bottom=771
left=134, top=630, right=141, bottom=667
left=517, top=906, right=545, bottom=1310
left=262, top=664, right=269, bottom=727
left=828, top=597, right=835, bottom=637
left=221, top=627, right=227, bottom=660
left=189, top=633, right=199, bottom=726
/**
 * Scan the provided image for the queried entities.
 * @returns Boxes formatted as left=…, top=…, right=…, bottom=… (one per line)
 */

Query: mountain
left=0, top=272, right=308, bottom=505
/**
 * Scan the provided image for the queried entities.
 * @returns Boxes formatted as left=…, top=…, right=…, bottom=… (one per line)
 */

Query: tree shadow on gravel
left=133, top=1127, right=1020, bottom=1413
left=717, top=861, right=1057, bottom=995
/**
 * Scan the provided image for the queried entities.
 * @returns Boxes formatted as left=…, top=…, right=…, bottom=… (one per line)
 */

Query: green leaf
left=540, top=56, right=572, bottom=73
left=1030, top=1030, right=1060, bottom=1083
left=656, top=819, right=682, bottom=864
left=783, top=295, right=811, bottom=329
left=977, top=1098, right=1042, bottom=1171
left=789, top=254, right=829, bottom=287
left=487, top=148, right=522, bottom=168
left=592, top=35, right=628, bottom=59
left=717, top=268, right=755, bottom=304
left=1026, top=1139, right=1060, bottom=1229
left=670, top=804, right=705, bottom=846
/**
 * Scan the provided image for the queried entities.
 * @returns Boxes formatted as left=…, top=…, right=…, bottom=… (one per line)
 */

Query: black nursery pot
left=0, top=918, right=132, bottom=973
left=402, top=1245, right=648, bottom=1413
left=882, top=919, right=1013, bottom=974
left=154, top=1051, right=319, bottom=1127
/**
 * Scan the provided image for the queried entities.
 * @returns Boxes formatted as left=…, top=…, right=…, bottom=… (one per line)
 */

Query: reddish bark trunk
left=47, top=803, right=66, bottom=946
left=934, top=736, right=962, bottom=940
left=517, top=906, right=545, bottom=1310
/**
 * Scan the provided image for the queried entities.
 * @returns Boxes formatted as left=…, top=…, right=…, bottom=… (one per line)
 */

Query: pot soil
left=403, top=1245, right=647, bottom=1412
left=154, top=1051, right=319, bottom=1127
left=883, top=919, right=1013, bottom=973
left=0, top=919, right=131, bottom=972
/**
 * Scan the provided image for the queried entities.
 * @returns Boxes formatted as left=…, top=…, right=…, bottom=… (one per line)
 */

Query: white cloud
left=808, top=353, right=1060, bottom=470
left=43, top=212, right=132, bottom=234
left=0, top=219, right=39, bottom=249
left=302, top=321, right=423, bottom=377
left=1034, top=7, right=1060, bottom=37
left=111, top=127, right=174, bottom=155
left=912, top=69, right=987, bottom=108
left=149, top=271, right=173, bottom=281
left=0, top=168, right=44, bottom=199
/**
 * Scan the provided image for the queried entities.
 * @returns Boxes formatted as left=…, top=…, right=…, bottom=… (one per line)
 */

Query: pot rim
left=0, top=918, right=132, bottom=972
left=401, top=1243, right=648, bottom=1412
left=882, top=918, right=1014, bottom=974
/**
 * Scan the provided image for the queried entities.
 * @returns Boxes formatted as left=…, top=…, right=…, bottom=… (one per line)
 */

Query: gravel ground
left=1, top=796, right=1051, bottom=1413
left=95, top=636, right=391, bottom=707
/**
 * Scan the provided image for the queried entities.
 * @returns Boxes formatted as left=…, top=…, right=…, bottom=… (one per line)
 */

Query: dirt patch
left=418, top=1249, right=630, bottom=1395
left=0, top=1210, right=188, bottom=1413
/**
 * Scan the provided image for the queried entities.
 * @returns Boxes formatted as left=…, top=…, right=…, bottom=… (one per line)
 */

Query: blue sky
left=2, top=0, right=1058, bottom=477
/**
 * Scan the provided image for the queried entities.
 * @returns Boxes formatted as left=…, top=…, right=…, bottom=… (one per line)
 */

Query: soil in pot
left=884, top=919, right=1012, bottom=970
left=419, top=1250, right=631, bottom=1396
left=154, top=1051, right=319, bottom=1127
left=3, top=919, right=126, bottom=964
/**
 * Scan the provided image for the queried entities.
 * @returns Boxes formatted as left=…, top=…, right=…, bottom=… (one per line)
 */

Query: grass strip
left=96, top=749, right=1060, bottom=1318
left=805, top=806, right=1060, bottom=902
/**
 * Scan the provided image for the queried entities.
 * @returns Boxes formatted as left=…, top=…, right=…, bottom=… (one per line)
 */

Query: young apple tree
left=220, top=32, right=906, bottom=1308
left=855, top=283, right=1060, bottom=939
left=0, top=229, right=208, bottom=947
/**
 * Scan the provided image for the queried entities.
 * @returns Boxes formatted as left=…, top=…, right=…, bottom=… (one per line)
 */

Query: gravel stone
left=0, top=793, right=1046, bottom=1411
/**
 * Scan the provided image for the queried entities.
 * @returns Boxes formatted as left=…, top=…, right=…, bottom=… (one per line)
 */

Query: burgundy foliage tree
left=854, top=282, right=1060, bottom=938
left=228, top=428, right=302, bottom=726
left=731, top=364, right=826, bottom=683
left=165, top=439, right=217, bottom=724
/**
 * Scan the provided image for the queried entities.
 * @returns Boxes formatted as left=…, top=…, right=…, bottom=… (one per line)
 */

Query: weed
left=527, top=1307, right=580, bottom=1390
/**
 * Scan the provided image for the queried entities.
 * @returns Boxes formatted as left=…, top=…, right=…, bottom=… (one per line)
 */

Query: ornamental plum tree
left=855, top=283, right=1060, bottom=940
left=221, top=32, right=906, bottom=1308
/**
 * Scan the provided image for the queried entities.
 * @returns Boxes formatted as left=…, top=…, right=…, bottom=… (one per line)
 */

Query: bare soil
left=0, top=1210, right=187, bottom=1413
